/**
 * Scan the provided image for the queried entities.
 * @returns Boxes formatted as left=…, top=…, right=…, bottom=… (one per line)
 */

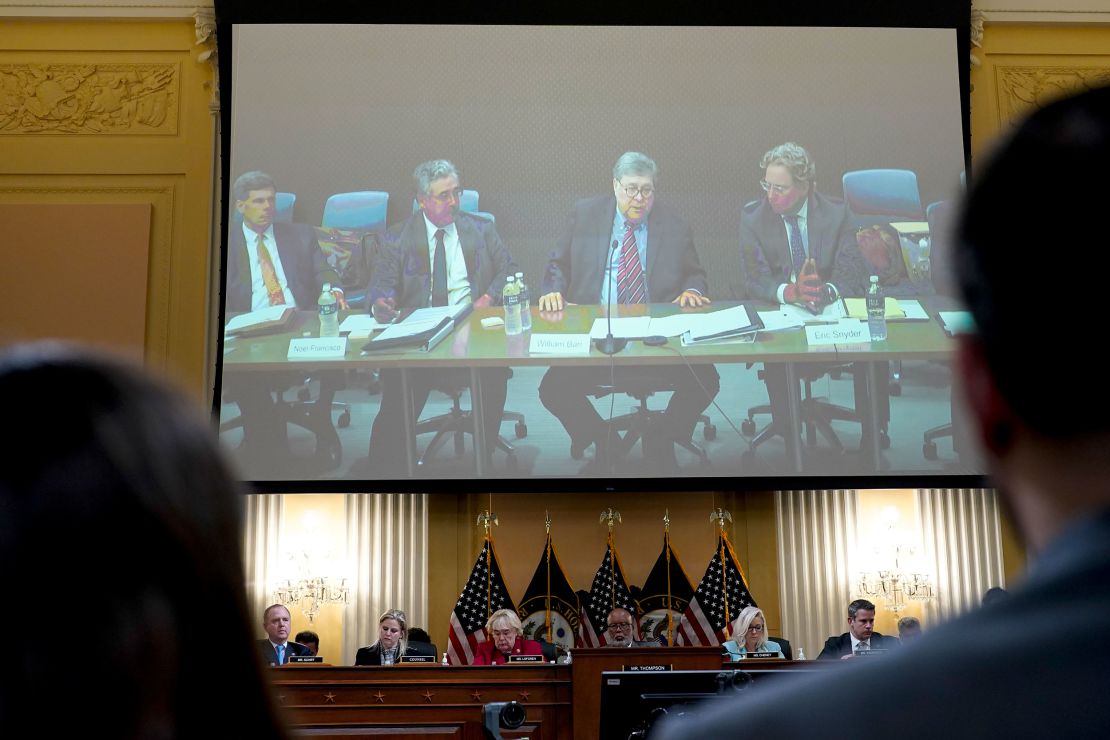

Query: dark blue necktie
left=785, top=215, right=806, bottom=277
left=431, top=228, right=448, bottom=307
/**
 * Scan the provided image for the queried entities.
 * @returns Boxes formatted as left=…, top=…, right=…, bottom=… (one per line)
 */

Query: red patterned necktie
left=616, top=221, right=646, bottom=304
left=256, top=233, right=286, bottom=306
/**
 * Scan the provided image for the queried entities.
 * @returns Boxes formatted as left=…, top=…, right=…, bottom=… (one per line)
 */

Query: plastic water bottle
left=441, top=652, right=448, bottom=666
left=796, top=647, right=806, bottom=661
left=318, top=282, right=339, bottom=337
left=503, top=275, right=522, bottom=336
left=515, top=271, right=532, bottom=332
left=866, top=275, right=887, bottom=341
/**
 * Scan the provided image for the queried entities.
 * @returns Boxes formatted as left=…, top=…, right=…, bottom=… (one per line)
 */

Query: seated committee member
left=0, top=345, right=286, bottom=737
left=538, top=151, right=720, bottom=473
left=362, top=159, right=517, bottom=476
left=225, top=170, right=346, bottom=468
left=658, top=86, right=1110, bottom=740
left=258, top=603, right=312, bottom=666
left=604, top=608, right=661, bottom=648
left=295, top=630, right=319, bottom=656
left=722, top=606, right=784, bottom=660
left=897, top=616, right=923, bottom=643
left=473, top=609, right=545, bottom=665
left=816, top=599, right=899, bottom=660
left=355, top=609, right=435, bottom=665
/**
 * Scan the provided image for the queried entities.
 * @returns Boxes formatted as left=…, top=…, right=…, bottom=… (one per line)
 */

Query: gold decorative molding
left=995, top=65, right=1110, bottom=125
left=193, top=7, right=218, bottom=111
left=0, top=62, right=179, bottom=134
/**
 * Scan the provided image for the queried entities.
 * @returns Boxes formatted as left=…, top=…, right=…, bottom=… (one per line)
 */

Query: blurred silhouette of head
left=0, top=344, right=287, bottom=739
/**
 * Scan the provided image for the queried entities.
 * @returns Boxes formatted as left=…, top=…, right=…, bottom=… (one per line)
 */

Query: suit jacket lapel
left=592, top=197, right=618, bottom=297
left=805, top=195, right=826, bottom=266
left=455, top=216, right=479, bottom=294
left=645, top=206, right=662, bottom=299
left=761, top=204, right=791, bottom=274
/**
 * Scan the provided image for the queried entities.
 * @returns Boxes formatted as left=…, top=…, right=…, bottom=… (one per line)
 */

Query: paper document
left=683, top=305, right=755, bottom=340
left=225, top=305, right=290, bottom=333
left=338, top=313, right=383, bottom=339
left=778, top=301, right=846, bottom=324
left=646, top=313, right=700, bottom=337
left=371, top=317, right=444, bottom=343
left=844, top=297, right=906, bottom=320
left=406, top=305, right=468, bottom=324
left=589, top=317, right=652, bottom=339
left=897, top=300, right=930, bottom=320
left=757, top=309, right=806, bottom=332
left=939, top=311, right=975, bottom=335
left=888, top=221, right=930, bottom=235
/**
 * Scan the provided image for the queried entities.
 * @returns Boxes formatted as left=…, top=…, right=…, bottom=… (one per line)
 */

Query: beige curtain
left=343, top=493, right=429, bottom=663
left=917, top=488, right=1006, bottom=622
left=242, top=493, right=284, bottom=628
left=775, top=489, right=859, bottom=661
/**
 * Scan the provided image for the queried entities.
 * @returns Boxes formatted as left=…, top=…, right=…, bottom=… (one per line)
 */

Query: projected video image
left=217, top=24, right=975, bottom=485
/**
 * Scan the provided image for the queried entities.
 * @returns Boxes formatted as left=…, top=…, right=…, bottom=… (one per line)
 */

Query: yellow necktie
left=256, top=233, right=286, bottom=306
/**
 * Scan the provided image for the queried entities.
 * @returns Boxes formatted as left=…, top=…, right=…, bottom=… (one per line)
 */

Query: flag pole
left=545, top=510, right=552, bottom=643
left=477, top=510, right=498, bottom=619
left=600, top=508, right=621, bottom=610
left=664, top=509, right=673, bottom=646
left=710, top=508, right=734, bottom=637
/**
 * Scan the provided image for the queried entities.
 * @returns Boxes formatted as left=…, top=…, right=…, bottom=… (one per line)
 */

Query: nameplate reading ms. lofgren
left=287, top=337, right=347, bottom=359
left=805, top=320, right=871, bottom=346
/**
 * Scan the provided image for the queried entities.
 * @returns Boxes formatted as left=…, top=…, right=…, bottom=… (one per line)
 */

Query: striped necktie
left=784, top=214, right=806, bottom=277
left=616, top=221, right=646, bottom=304
left=256, top=233, right=286, bottom=306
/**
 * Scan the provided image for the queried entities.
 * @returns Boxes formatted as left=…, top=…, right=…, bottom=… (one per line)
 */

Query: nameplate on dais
left=287, top=337, right=347, bottom=359
left=529, top=333, right=591, bottom=355
left=805, top=320, right=870, bottom=346
left=508, top=654, right=545, bottom=663
left=624, top=664, right=672, bottom=671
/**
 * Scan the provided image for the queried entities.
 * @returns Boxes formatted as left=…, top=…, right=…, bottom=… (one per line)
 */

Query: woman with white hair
left=473, top=609, right=545, bottom=665
left=722, top=606, right=784, bottom=660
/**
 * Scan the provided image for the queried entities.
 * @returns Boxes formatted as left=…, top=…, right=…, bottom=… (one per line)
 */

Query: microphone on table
left=594, top=239, right=628, bottom=355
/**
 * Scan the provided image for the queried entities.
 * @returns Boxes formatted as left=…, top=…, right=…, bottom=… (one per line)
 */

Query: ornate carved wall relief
left=995, top=65, right=1110, bottom=124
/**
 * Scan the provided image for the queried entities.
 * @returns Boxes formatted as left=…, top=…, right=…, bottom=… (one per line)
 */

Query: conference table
left=222, top=300, right=954, bottom=476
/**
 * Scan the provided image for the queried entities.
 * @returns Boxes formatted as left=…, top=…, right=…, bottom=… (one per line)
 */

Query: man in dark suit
left=658, top=88, right=1110, bottom=739
left=816, top=599, right=899, bottom=660
left=363, top=159, right=517, bottom=476
left=257, top=604, right=312, bottom=666
left=604, top=608, right=662, bottom=648
left=537, top=152, right=720, bottom=473
left=224, top=171, right=345, bottom=468
left=739, top=143, right=867, bottom=452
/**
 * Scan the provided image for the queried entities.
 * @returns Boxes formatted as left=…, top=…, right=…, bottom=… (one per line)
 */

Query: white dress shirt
left=244, top=222, right=296, bottom=310
left=424, top=214, right=471, bottom=306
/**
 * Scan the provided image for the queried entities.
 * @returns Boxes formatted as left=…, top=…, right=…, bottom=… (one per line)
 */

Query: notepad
left=844, top=297, right=906, bottom=320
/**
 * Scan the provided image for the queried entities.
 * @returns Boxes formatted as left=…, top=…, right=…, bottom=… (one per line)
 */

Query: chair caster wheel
left=703, top=424, right=717, bottom=441
left=338, top=410, right=351, bottom=428
left=741, top=419, right=756, bottom=437
left=923, top=442, right=938, bottom=460
left=515, top=422, right=527, bottom=439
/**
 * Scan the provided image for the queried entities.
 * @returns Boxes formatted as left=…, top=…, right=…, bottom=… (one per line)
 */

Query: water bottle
left=441, top=652, right=449, bottom=666
left=515, top=271, right=532, bottom=332
left=503, top=275, right=522, bottom=336
left=866, top=275, right=887, bottom=341
left=796, top=647, right=806, bottom=661
left=318, top=282, right=339, bottom=337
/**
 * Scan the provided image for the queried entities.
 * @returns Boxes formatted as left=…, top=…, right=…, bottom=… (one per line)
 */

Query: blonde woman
left=355, top=609, right=434, bottom=665
left=722, top=606, right=784, bottom=660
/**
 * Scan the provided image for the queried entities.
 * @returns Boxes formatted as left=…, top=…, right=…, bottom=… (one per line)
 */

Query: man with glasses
left=739, top=142, right=862, bottom=307
left=361, top=159, right=518, bottom=476
left=538, top=151, right=720, bottom=473
left=603, top=608, right=662, bottom=648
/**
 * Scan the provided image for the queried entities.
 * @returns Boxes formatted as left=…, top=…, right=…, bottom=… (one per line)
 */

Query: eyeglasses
left=759, top=180, right=792, bottom=195
left=619, top=185, right=655, bottom=200
left=607, top=622, right=633, bottom=631
left=427, top=187, right=463, bottom=203
left=747, top=624, right=765, bottom=632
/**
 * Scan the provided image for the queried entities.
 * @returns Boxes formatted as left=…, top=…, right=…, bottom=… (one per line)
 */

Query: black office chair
left=770, top=636, right=793, bottom=661
left=576, top=376, right=713, bottom=468
left=413, top=376, right=525, bottom=471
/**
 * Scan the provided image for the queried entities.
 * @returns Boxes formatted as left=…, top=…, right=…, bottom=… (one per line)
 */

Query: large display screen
left=215, top=14, right=978, bottom=491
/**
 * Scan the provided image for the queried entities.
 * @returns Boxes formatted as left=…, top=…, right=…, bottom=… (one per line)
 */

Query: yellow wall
left=0, top=18, right=216, bottom=400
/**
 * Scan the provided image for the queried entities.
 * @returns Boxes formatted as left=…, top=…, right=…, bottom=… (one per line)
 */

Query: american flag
left=578, top=538, right=638, bottom=647
left=447, top=538, right=516, bottom=665
left=676, top=533, right=758, bottom=646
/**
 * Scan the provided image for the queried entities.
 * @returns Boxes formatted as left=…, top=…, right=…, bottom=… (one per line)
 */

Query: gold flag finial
left=476, top=510, right=498, bottom=538
left=663, top=509, right=671, bottom=532
left=545, top=510, right=551, bottom=535
left=710, top=508, right=732, bottom=535
left=600, top=508, right=622, bottom=532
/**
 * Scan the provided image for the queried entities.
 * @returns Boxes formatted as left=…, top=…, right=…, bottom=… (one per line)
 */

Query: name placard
left=287, top=337, right=347, bottom=359
left=745, top=651, right=780, bottom=660
left=508, top=654, right=545, bottom=663
left=805, top=320, right=871, bottom=346
left=399, top=655, right=435, bottom=663
left=288, top=655, right=322, bottom=663
left=624, top=664, right=672, bottom=672
left=529, top=333, right=591, bottom=355
left=854, top=648, right=889, bottom=657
